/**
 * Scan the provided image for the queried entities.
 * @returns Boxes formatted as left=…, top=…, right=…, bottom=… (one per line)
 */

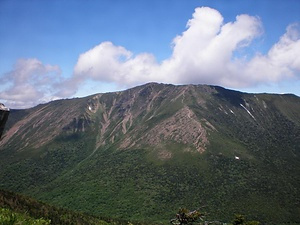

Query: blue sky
left=1, top=0, right=300, bottom=108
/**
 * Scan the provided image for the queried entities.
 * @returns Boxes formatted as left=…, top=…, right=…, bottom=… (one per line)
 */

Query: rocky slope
left=0, top=83, right=300, bottom=223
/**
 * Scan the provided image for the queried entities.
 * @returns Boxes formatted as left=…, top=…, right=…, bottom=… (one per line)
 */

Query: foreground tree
left=170, top=208, right=204, bottom=225
left=233, top=214, right=260, bottom=225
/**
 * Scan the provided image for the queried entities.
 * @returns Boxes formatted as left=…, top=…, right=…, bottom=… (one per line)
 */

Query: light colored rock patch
left=142, top=106, right=209, bottom=153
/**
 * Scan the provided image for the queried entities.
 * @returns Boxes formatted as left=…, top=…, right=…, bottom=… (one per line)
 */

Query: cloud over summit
left=72, top=6, right=299, bottom=90
left=1, top=7, right=300, bottom=108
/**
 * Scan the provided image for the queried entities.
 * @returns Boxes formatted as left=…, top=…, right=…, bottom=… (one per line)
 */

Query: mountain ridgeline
left=1, top=83, right=300, bottom=223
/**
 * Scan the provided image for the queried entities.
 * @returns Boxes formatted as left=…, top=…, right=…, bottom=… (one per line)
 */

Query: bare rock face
left=82, top=83, right=213, bottom=154
left=138, top=106, right=209, bottom=153
left=0, top=98, right=93, bottom=150
left=0, top=103, right=10, bottom=139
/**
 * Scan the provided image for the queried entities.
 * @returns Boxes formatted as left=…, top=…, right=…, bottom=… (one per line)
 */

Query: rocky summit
left=0, top=83, right=300, bottom=223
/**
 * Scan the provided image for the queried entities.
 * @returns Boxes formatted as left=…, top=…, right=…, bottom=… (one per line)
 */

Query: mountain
left=0, top=83, right=300, bottom=223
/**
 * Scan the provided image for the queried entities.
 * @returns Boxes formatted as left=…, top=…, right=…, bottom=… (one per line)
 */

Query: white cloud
left=162, top=8, right=263, bottom=86
left=70, top=6, right=298, bottom=91
left=242, top=23, right=300, bottom=84
left=72, top=42, right=160, bottom=88
left=0, top=58, right=62, bottom=108
left=70, top=7, right=300, bottom=91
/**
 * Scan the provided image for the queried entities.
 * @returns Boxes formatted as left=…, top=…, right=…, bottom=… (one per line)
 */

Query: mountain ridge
left=1, top=83, right=300, bottom=223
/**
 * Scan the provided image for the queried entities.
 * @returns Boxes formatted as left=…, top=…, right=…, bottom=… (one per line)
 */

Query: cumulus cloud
left=72, top=42, right=160, bottom=90
left=0, top=58, right=63, bottom=108
left=162, top=7, right=263, bottom=86
left=244, top=23, right=300, bottom=84
left=69, top=7, right=300, bottom=93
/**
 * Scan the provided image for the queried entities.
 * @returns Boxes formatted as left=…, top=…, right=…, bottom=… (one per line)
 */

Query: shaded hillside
left=0, top=189, right=152, bottom=225
left=0, top=83, right=300, bottom=223
left=0, top=189, right=107, bottom=224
